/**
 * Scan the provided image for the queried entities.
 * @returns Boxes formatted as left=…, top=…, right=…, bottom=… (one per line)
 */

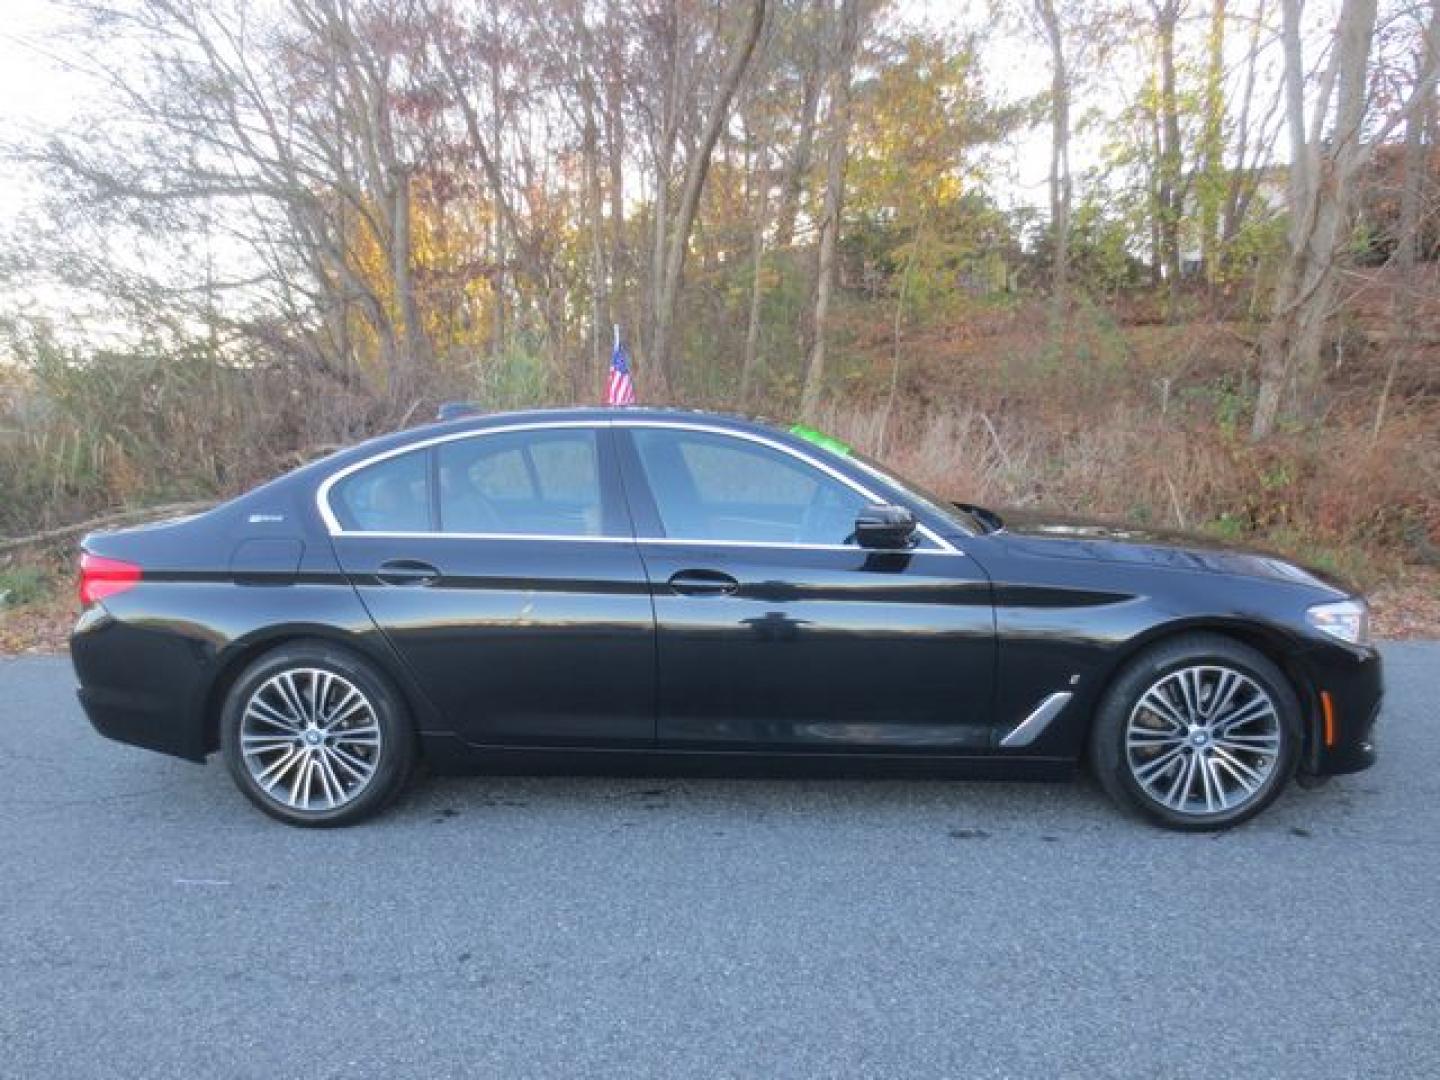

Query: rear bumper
left=1302, top=641, right=1383, bottom=777
left=70, top=607, right=209, bottom=762
left=76, top=685, right=206, bottom=762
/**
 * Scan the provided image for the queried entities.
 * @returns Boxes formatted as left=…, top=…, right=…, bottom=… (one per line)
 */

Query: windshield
left=847, top=448, right=999, bottom=535
left=787, top=424, right=998, bottom=535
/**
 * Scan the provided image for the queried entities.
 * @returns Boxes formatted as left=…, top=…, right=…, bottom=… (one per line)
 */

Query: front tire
left=220, top=642, right=416, bottom=827
left=1089, top=634, right=1301, bottom=831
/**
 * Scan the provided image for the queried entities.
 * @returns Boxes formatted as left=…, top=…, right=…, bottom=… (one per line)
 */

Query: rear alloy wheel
left=1090, top=635, right=1301, bottom=830
left=221, top=643, right=415, bottom=826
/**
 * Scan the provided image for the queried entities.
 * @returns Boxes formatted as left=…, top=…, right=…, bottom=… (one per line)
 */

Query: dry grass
left=822, top=396, right=1438, bottom=582
left=815, top=294, right=1440, bottom=592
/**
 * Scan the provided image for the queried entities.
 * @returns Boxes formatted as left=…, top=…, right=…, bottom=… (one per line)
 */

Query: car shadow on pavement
left=366, top=765, right=1369, bottom=841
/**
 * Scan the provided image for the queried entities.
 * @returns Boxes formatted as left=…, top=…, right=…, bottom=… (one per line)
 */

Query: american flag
left=606, top=332, right=636, bottom=406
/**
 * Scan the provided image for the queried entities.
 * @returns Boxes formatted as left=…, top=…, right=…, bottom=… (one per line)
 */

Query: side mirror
left=855, top=504, right=917, bottom=550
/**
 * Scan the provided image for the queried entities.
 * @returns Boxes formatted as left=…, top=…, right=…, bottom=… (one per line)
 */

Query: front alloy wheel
left=1125, top=666, right=1281, bottom=817
left=1090, top=634, right=1301, bottom=830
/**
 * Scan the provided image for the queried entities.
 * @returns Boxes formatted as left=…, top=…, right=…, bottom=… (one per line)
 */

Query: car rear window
left=437, top=429, right=603, bottom=536
left=330, top=449, right=432, bottom=532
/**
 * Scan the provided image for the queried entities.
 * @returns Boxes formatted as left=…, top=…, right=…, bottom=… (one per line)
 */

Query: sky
left=0, top=0, right=1060, bottom=214
left=0, top=3, right=79, bottom=222
left=0, top=0, right=1215, bottom=334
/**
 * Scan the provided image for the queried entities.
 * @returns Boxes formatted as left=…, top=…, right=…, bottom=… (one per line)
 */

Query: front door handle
left=668, top=569, right=739, bottom=597
left=376, top=559, right=441, bottom=587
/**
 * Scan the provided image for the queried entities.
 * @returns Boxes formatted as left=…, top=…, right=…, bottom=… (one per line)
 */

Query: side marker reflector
left=1320, top=691, right=1337, bottom=748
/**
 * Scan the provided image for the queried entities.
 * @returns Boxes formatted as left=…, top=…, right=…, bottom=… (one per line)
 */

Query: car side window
left=631, top=428, right=869, bottom=545
left=331, top=450, right=433, bottom=533
left=438, top=429, right=606, bottom=536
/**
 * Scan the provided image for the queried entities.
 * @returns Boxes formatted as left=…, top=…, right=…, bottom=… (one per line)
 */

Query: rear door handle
left=668, top=570, right=739, bottom=597
left=376, top=559, right=441, bottom=587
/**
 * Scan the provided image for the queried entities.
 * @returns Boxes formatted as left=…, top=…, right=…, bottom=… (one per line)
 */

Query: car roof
left=421, top=404, right=773, bottom=433
left=408, top=405, right=805, bottom=450
left=244, top=406, right=800, bottom=502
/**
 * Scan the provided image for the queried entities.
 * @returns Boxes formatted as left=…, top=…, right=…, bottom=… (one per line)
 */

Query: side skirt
left=418, top=734, right=1077, bottom=782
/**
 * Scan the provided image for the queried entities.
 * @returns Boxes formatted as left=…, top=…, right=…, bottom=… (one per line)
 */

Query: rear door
left=616, top=424, right=996, bottom=751
left=323, top=423, right=656, bottom=747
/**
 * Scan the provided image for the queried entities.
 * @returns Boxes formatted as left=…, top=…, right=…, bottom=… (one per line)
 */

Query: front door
left=616, top=425, right=995, bottom=751
left=326, top=424, right=655, bottom=747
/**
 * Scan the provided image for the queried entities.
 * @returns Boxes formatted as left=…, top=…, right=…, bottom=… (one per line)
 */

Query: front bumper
left=1301, top=641, right=1383, bottom=776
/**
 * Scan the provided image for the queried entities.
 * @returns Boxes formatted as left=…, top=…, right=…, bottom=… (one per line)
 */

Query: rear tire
left=220, top=642, right=416, bottom=827
left=1089, top=634, right=1301, bottom=831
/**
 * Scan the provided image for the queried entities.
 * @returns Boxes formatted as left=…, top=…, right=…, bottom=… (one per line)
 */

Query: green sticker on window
left=789, top=423, right=853, bottom=456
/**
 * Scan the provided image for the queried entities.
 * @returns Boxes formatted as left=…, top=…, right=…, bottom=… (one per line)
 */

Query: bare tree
left=1374, top=0, right=1440, bottom=443
left=1394, top=0, right=1440, bottom=269
left=1221, top=0, right=1283, bottom=255
left=1196, top=0, right=1227, bottom=281
left=1150, top=0, right=1187, bottom=316
left=740, top=136, right=772, bottom=405
left=1034, top=0, right=1072, bottom=317
left=649, top=0, right=769, bottom=391
left=1252, top=0, right=1379, bottom=439
left=799, top=0, right=862, bottom=421
left=773, top=4, right=827, bottom=250
left=28, top=0, right=450, bottom=406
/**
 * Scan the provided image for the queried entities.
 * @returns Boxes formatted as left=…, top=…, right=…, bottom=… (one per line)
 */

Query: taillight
left=78, top=553, right=142, bottom=606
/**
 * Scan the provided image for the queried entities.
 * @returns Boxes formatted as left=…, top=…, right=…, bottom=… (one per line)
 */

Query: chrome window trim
left=316, top=417, right=963, bottom=555
left=316, top=420, right=601, bottom=536
left=323, top=530, right=634, bottom=544
left=620, top=420, right=958, bottom=553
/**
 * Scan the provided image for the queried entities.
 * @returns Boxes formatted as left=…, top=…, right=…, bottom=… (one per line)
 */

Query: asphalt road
left=1, top=645, right=1437, bottom=1079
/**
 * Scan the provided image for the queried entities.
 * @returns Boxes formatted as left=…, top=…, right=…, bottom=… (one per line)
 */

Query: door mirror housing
left=855, top=504, right=918, bottom=549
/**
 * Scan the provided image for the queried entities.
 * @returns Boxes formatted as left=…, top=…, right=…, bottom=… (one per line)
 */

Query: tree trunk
left=391, top=169, right=429, bottom=400
left=1154, top=1, right=1183, bottom=317
left=774, top=19, right=825, bottom=250
left=880, top=215, right=925, bottom=454
left=740, top=149, right=770, bottom=405
left=645, top=0, right=682, bottom=384
left=605, top=0, right=628, bottom=332
left=651, top=0, right=768, bottom=392
left=584, top=105, right=609, bottom=402
left=799, top=0, right=861, bottom=422
left=488, top=0, right=506, bottom=360
left=1252, top=0, right=1379, bottom=439
left=1198, top=0, right=1227, bottom=282
left=1036, top=0, right=1070, bottom=320
left=1222, top=0, right=1268, bottom=248
left=1148, top=94, right=1164, bottom=290
left=1394, top=0, right=1440, bottom=268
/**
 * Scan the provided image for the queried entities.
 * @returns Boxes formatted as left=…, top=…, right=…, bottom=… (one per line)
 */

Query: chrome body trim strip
left=999, top=691, right=1074, bottom=749
left=308, top=531, right=934, bottom=555
left=633, top=536, right=943, bottom=554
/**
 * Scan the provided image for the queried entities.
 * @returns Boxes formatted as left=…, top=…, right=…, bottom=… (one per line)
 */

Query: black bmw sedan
left=70, top=407, right=1382, bottom=829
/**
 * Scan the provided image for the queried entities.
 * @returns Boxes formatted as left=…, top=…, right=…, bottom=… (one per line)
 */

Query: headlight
left=1306, top=599, right=1371, bottom=646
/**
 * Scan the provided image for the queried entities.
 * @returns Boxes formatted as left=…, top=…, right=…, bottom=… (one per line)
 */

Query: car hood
left=985, top=508, right=1352, bottom=595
